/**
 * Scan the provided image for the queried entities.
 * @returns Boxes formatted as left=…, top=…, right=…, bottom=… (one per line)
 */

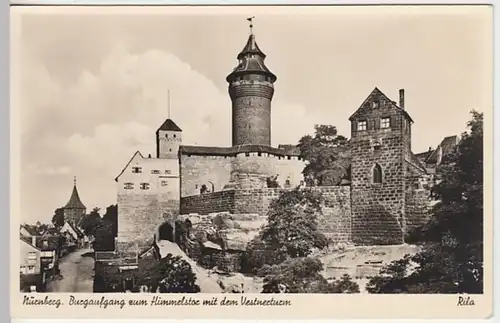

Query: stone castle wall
left=180, top=154, right=232, bottom=197
left=404, top=163, right=432, bottom=235
left=180, top=186, right=352, bottom=244
left=180, top=152, right=306, bottom=196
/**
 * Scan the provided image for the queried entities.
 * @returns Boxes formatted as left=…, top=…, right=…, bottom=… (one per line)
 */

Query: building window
left=169, top=149, right=172, bottom=152
left=27, top=252, right=37, bottom=260
left=381, top=117, right=390, bottom=129
left=151, top=170, right=160, bottom=174
left=27, top=266, right=35, bottom=274
left=124, top=183, right=134, bottom=190
left=372, top=101, right=379, bottom=109
left=245, top=152, right=250, bottom=157
left=140, top=183, right=150, bottom=190
left=161, top=181, right=168, bottom=186
left=165, top=170, right=171, bottom=174
left=165, top=134, right=168, bottom=138
left=357, top=121, right=367, bottom=131
left=132, top=167, right=142, bottom=174
left=173, top=134, right=176, bottom=138
left=373, top=163, right=383, bottom=184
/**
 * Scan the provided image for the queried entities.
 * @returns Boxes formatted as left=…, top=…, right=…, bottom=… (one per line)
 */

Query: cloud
left=20, top=46, right=318, bottom=223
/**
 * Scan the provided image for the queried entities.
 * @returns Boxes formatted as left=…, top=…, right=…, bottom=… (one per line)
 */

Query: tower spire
left=167, top=89, right=171, bottom=119
left=247, top=16, right=255, bottom=35
left=74, top=176, right=76, bottom=186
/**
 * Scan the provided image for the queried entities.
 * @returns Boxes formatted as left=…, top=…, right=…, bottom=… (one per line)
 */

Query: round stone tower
left=226, top=29, right=277, bottom=147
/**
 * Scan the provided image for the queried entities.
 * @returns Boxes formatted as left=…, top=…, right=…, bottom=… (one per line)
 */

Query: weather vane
left=247, top=16, right=255, bottom=34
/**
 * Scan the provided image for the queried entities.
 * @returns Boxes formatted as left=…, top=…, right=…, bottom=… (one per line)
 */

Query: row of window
left=357, top=117, right=391, bottom=131
left=164, top=134, right=178, bottom=138
left=20, top=265, right=36, bottom=274
left=132, top=167, right=172, bottom=175
left=123, top=181, right=169, bottom=190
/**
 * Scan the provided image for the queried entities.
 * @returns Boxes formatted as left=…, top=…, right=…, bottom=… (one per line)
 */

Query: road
left=46, top=248, right=94, bottom=293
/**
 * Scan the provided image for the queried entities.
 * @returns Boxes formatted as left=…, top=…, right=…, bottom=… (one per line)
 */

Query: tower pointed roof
left=227, top=29, right=277, bottom=83
left=237, top=34, right=267, bottom=60
left=156, top=118, right=182, bottom=133
left=64, top=177, right=86, bottom=209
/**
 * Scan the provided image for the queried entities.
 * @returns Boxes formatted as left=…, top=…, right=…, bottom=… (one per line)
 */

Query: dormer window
left=381, top=117, right=390, bottom=129
left=357, top=121, right=367, bottom=131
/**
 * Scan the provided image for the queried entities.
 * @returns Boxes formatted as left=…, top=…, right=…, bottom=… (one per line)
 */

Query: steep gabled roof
left=349, top=87, right=414, bottom=123
left=20, top=237, right=41, bottom=251
left=423, top=135, right=459, bottom=165
left=156, top=118, right=182, bottom=133
left=20, top=224, right=39, bottom=236
left=115, top=151, right=144, bottom=182
left=65, top=221, right=84, bottom=238
left=64, top=183, right=86, bottom=210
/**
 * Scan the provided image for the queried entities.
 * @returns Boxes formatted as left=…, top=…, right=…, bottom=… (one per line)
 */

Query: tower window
left=140, top=183, right=150, bottom=190
left=373, top=164, right=383, bottom=184
left=132, top=167, right=142, bottom=174
left=165, top=134, right=168, bottom=138
left=173, top=134, right=176, bottom=138
left=357, top=121, right=367, bottom=131
left=165, top=170, right=172, bottom=174
left=151, top=170, right=160, bottom=174
left=381, top=117, right=391, bottom=129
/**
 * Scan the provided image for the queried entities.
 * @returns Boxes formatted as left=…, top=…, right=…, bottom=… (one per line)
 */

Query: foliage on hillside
left=136, top=253, right=201, bottom=293
left=298, top=124, right=351, bottom=186
left=242, top=187, right=359, bottom=293
left=367, top=111, right=484, bottom=294
left=259, top=257, right=359, bottom=294
left=260, top=188, right=329, bottom=261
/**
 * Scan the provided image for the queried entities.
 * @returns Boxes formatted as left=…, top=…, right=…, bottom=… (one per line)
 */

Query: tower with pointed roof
left=156, top=118, right=182, bottom=159
left=227, top=19, right=277, bottom=147
left=63, top=177, right=87, bottom=226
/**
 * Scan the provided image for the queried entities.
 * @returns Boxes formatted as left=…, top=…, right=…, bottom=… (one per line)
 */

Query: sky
left=12, top=5, right=492, bottom=224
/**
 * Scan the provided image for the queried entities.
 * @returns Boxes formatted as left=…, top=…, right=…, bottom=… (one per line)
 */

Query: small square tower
left=156, top=119, right=182, bottom=159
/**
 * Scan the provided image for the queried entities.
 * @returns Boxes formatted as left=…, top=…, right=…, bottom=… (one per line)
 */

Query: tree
left=102, top=204, right=118, bottom=239
left=137, top=253, right=200, bottom=293
left=260, top=188, right=329, bottom=262
left=259, top=257, right=360, bottom=293
left=367, top=111, right=484, bottom=294
left=93, top=221, right=115, bottom=251
left=80, top=207, right=102, bottom=236
left=51, top=207, right=65, bottom=228
left=298, top=124, right=350, bottom=186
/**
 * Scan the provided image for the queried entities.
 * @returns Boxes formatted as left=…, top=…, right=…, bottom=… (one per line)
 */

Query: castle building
left=62, top=177, right=86, bottom=225
left=115, top=23, right=457, bottom=251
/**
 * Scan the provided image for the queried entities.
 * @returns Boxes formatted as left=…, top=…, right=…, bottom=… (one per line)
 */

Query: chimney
left=148, top=154, right=152, bottom=158
left=399, top=89, right=405, bottom=109
left=31, top=236, right=36, bottom=246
